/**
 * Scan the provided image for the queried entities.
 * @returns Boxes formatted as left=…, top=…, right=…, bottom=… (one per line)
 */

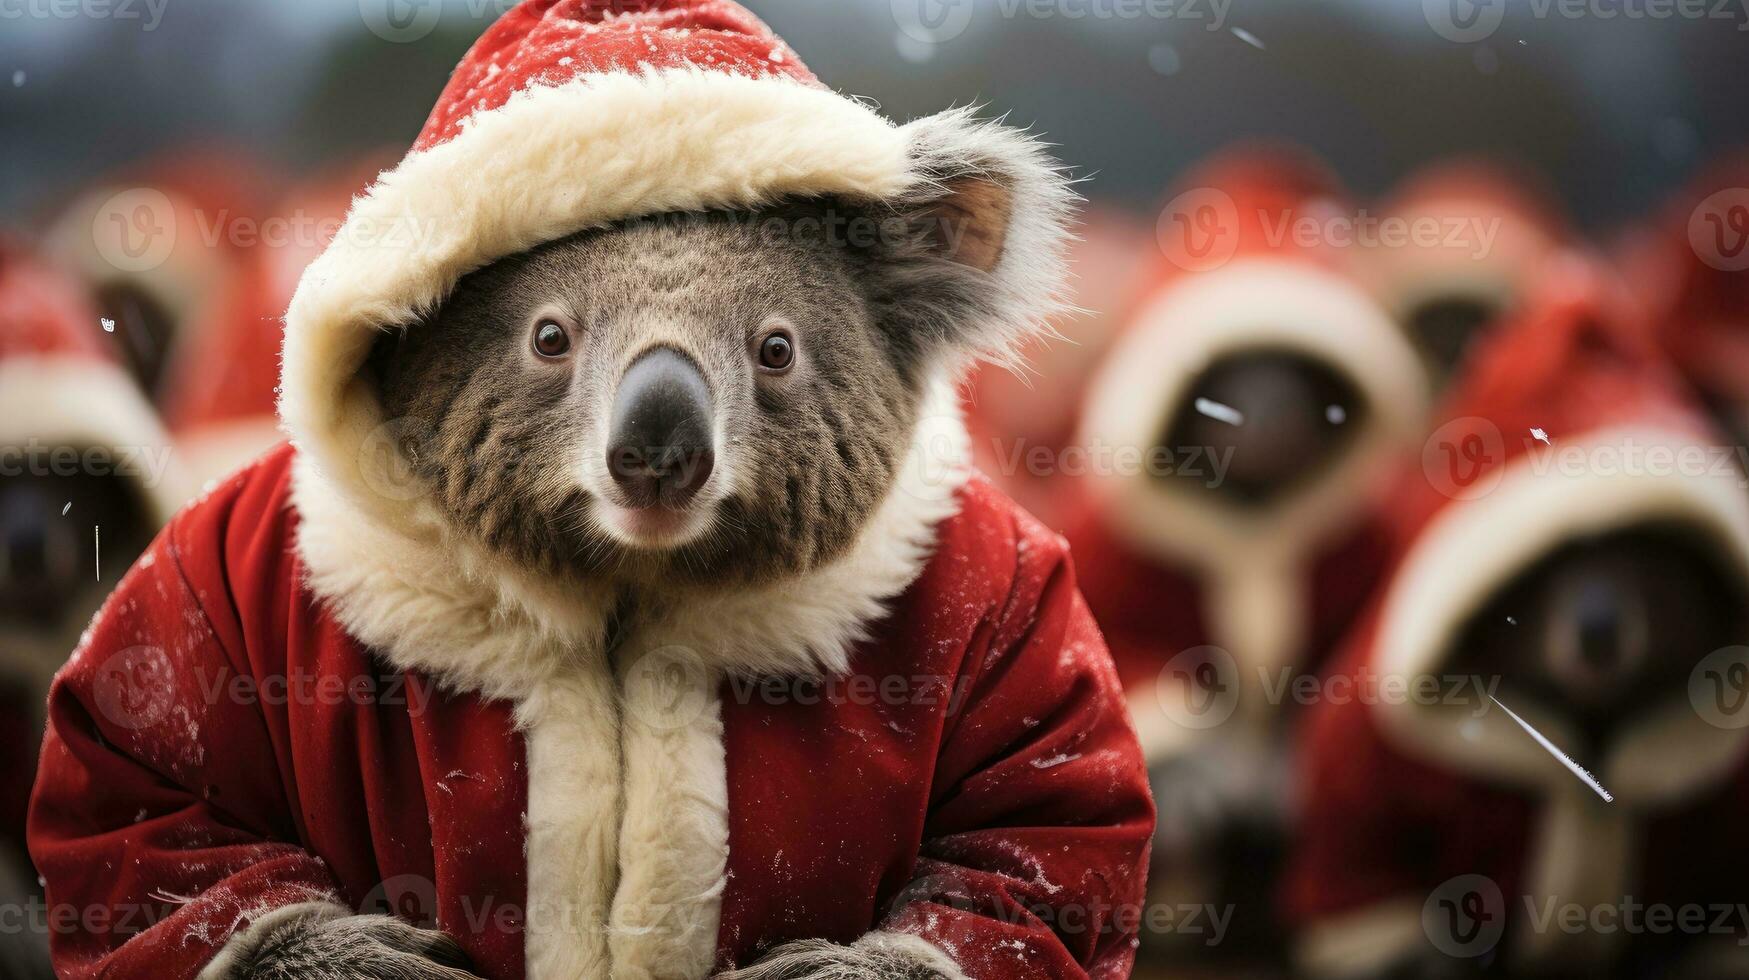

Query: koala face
left=1450, top=521, right=1746, bottom=750
left=1158, top=350, right=1364, bottom=506
left=373, top=191, right=1007, bottom=588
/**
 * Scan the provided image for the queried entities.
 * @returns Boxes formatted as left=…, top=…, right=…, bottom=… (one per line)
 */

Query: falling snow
left=1489, top=696, right=1612, bottom=802
left=1195, top=398, right=1244, bottom=426
left=1031, top=752, right=1081, bottom=770
left=1231, top=28, right=1265, bottom=50
left=1530, top=427, right=1551, bottom=445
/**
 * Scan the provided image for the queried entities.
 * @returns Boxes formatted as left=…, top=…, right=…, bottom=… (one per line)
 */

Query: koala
left=1450, top=520, right=1745, bottom=757
left=369, top=193, right=1002, bottom=590
left=242, top=186, right=1026, bottom=978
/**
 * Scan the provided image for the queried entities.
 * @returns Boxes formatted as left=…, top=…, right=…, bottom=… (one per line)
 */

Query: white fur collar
left=291, top=376, right=970, bottom=699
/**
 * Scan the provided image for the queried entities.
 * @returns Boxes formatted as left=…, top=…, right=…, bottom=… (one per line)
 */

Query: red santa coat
left=1284, top=266, right=1749, bottom=976
left=31, top=447, right=1151, bottom=980
left=29, top=2, right=1150, bottom=978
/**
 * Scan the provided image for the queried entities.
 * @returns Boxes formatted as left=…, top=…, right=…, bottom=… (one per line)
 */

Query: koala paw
left=237, top=912, right=481, bottom=980
left=716, top=933, right=961, bottom=980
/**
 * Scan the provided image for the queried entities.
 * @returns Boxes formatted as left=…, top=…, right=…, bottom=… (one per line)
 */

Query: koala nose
left=1158, top=350, right=1363, bottom=506
left=1568, top=578, right=1632, bottom=673
left=606, top=347, right=716, bottom=509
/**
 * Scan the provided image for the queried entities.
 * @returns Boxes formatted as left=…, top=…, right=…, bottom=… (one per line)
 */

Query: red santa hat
left=1352, top=160, right=1567, bottom=346
left=0, top=239, right=185, bottom=522
left=279, top=0, right=1075, bottom=532
left=160, top=155, right=392, bottom=485
left=1075, top=146, right=1428, bottom=702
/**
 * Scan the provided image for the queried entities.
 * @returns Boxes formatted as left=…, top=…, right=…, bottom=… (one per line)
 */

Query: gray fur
left=373, top=192, right=1005, bottom=588
left=238, top=913, right=479, bottom=980
left=715, top=935, right=958, bottom=980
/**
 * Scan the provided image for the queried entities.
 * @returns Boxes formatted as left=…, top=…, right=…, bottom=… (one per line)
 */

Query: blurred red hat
left=1377, top=258, right=1725, bottom=701
left=1287, top=263, right=1749, bottom=975
left=1352, top=161, right=1569, bottom=384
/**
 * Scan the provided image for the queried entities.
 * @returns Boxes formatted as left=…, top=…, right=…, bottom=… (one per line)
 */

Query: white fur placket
left=291, top=377, right=970, bottom=979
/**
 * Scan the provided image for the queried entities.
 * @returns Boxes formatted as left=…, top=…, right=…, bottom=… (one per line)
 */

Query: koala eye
left=758, top=329, right=796, bottom=373
left=533, top=320, right=571, bottom=359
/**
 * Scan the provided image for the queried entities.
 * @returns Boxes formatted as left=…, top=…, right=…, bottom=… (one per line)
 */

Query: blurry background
left=5, top=3, right=1749, bottom=980
left=2, top=0, right=1746, bottom=228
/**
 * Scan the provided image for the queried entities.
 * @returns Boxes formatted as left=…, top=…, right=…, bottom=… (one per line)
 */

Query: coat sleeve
left=27, top=506, right=346, bottom=980
left=881, top=522, right=1155, bottom=980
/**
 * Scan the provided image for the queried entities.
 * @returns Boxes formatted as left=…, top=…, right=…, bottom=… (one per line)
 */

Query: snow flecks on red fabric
left=412, top=0, right=817, bottom=152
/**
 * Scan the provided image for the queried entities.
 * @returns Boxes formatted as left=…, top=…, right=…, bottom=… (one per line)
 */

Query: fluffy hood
left=277, top=0, right=1076, bottom=686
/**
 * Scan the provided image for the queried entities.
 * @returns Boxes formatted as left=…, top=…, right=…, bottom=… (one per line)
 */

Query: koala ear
left=880, top=108, right=1079, bottom=368
left=916, top=175, right=1013, bottom=274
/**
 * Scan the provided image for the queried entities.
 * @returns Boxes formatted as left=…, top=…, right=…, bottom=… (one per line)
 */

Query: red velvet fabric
left=28, top=447, right=1153, bottom=979
left=414, top=0, right=816, bottom=153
